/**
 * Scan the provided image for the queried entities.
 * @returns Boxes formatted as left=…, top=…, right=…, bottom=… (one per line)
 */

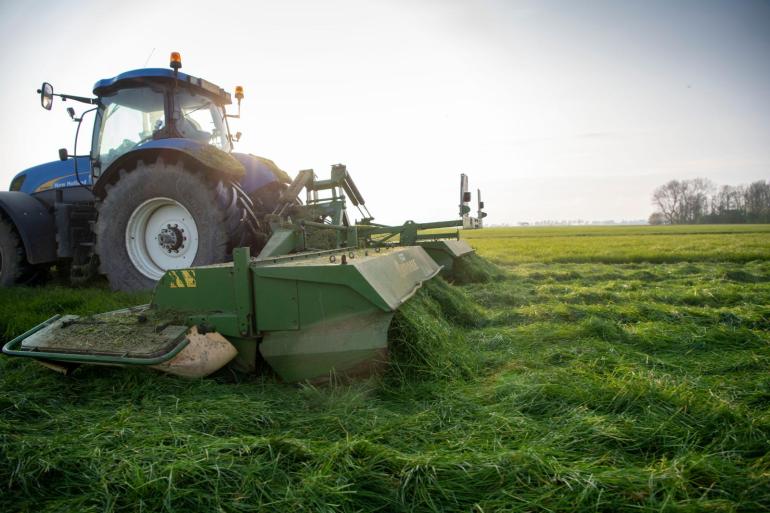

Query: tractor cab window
left=97, top=88, right=166, bottom=169
left=174, top=90, right=229, bottom=150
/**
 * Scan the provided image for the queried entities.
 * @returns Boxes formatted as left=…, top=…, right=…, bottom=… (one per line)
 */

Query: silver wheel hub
left=125, top=197, right=199, bottom=281
left=158, top=224, right=186, bottom=253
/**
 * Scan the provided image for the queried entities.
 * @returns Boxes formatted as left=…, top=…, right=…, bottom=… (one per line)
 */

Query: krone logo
left=395, top=258, right=419, bottom=276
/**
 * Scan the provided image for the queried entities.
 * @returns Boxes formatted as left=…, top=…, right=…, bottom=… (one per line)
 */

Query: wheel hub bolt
left=158, top=224, right=185, bottom=253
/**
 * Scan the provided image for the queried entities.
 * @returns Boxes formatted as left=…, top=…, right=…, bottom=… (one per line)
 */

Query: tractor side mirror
left=39, top=82, right=54, bottom=110
left=462, top=191, right=472, bottom=203
left=58, top=148, right=69, bottom=161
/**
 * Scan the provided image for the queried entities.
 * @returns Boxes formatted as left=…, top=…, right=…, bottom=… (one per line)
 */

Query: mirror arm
left=56, top=93, right=97, bottom=105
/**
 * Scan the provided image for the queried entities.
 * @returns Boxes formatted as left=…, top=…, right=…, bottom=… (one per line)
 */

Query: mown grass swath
left=1, top=225, right=769, bottom=512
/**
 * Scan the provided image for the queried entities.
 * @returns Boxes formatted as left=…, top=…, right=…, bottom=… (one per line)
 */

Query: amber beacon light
left=169, top=52, right=182, bottom=70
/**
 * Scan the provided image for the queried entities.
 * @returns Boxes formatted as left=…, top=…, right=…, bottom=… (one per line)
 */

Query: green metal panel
left=153, top=264, right=237, bottom=312
left=418, top=240, right=475, bottom=259
left=418, top=240, right=475, bottom=271
left=252, top=246, right=439, bottom=382
left=152, top=263, right=247, bottom=337
left=253, top=276, right=299, bottom=331
left=252, top=247, right=439, bottom=315
left=185, top=313, right=241, bottom=338
left=260, top=311, right=391, bottom=383
left=226, top=336, right=260, bottom=374
left=418, top=240, right=473, bottom=272
left=296, top=281, right=377, bottom=327
left=421, top=247, right=455, bottom=271
left=256, top=228, right=302, bottom=260
left=232, top=248, right=254, bottom=336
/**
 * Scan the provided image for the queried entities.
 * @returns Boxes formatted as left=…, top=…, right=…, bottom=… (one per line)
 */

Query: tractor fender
left=94, top=140, right=289, bottom=199
left=0, top=191, right=57, bottom=264
left=231, top=153, right=292, bottom=192
left=93, top=139, right=246, bottom=198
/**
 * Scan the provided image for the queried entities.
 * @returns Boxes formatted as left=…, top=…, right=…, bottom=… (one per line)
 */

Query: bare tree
left=712, top=185, right=745, bottom=215
left=682, top=178, right=714, bottom=222
left=651, top=180, right=683, bottom=224
left=652, top=178, right=714, bottom=224
left=744, top=180, right=770, bottom=222
left=653, top=178, right=770, bottom=224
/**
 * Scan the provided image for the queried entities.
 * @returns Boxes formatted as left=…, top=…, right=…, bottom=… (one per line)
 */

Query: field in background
left=1, top=225, right=769, bottom=512
left=463, top=224, right=770, bottom=265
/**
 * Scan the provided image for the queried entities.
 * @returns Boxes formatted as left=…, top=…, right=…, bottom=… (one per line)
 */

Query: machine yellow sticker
left=168, top=270, right=197, bottom=288
left=34, top=176, right=61, bottom=192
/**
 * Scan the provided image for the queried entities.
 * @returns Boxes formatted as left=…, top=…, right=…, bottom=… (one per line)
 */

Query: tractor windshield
left=96, top=87, right=166, bottom=170
left=174, top=90, right=229, bottom=150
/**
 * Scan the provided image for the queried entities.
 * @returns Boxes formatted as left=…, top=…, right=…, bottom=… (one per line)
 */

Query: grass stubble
left=1, top=226, right=769, bottom=512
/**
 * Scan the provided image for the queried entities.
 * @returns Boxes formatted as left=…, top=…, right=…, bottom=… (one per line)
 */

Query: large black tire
left=0, top=217, right=42, bottom=286
left=95, top=158, right=236, bottom=292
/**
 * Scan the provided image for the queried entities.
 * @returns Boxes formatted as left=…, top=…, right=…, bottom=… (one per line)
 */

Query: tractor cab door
left=91, top=87, right=167, bottom=179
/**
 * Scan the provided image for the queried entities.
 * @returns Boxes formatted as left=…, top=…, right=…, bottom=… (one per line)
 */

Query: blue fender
left=94, top=139, right=239, bottom=197
left=0, top=191, right=57, bottom=265
left=94, top=139, right=288, bottom=198
left=232, top=153, right=291, bottom=193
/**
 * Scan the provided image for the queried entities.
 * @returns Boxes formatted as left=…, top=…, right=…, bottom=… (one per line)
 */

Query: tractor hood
left=9, top=158, right=92, bottom=194
left=93, top=68, right=232, bottom=105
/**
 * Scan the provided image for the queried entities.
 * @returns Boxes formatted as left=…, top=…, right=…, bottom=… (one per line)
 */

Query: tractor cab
left=35, top=53, right=241, bottom=186
left=90, top=63, right=237, bottom=180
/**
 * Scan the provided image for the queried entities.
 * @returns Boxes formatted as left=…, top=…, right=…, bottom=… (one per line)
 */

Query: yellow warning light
left=170, top=52, right=182, bottom=70
left=235, top=86, right=244, bottom=100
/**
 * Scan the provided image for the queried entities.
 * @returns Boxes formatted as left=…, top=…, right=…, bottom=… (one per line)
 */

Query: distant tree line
left=649, top=178, right=770, bottom=225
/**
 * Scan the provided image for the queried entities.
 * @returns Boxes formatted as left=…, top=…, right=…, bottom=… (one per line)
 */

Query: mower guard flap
left=254, top=246, right=441, bottom=382
left=417, top=239, right=475, bottom=272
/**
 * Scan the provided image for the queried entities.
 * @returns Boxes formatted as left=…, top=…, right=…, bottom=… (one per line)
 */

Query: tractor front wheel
left=0, top=217, right=44, bottom=286
left=0, top=217, right=26, bottom=286
left=96, top=159, right=231, bottom=291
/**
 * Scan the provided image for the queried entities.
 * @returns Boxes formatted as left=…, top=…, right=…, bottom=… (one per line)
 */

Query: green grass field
left=1, top=225, right=769, bottom=512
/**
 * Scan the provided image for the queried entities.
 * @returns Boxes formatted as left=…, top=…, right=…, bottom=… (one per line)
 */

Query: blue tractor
left=0, top=53, right=290, bottom=291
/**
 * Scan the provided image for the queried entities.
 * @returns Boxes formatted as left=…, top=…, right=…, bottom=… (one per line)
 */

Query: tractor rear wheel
left=96, top=159, right=235, bottom=291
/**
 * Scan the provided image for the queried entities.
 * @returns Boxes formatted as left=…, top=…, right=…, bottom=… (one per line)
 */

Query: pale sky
left=1, top=0, right=768, bottom=224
